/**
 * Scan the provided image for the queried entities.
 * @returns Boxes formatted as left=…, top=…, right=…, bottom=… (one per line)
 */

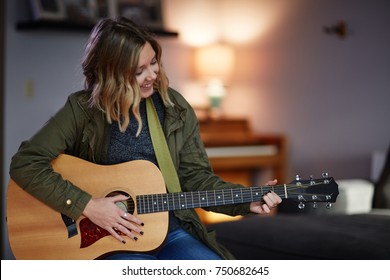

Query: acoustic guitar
left=6, top=154, right=339, bottom=259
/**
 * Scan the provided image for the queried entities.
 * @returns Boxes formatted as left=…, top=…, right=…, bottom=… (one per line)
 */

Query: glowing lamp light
left=194, top=44, right=235, bottom=115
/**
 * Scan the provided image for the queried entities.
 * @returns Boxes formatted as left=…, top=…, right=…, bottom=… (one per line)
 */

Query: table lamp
left=194, top=44, right=235, bottom=117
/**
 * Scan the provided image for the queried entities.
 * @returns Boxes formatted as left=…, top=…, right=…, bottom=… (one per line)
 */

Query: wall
left=2, top=0, right=390, bottom=259
left=163, top=0, right=390, bottom=181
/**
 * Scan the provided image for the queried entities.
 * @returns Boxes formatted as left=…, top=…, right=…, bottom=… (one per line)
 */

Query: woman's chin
left=140, top=88, right=154, bottom=98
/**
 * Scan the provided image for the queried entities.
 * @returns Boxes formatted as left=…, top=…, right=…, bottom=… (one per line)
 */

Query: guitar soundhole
left=106, top=191, right=135, bottom=215
left=79, top=191, right=136, bottom=249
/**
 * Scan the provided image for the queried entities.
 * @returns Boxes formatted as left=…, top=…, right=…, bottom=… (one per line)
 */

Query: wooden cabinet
left=197, top=118, right=288, bottom=223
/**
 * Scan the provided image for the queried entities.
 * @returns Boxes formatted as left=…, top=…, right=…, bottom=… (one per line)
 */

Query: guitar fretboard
left=136, top=186, right=277, bottom=214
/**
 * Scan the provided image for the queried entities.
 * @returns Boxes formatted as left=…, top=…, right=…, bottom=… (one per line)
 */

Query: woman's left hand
left=249, top=179, right=282, bottom=214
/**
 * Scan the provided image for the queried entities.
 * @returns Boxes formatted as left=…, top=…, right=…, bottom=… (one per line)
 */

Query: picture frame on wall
left=63, top=0, right=99, bottom=25
left=63, top=0, right=117, bottom=24
left=95, top=0, right=111, bottom=19
left=118, top=0, right=143, bottom=25
left=118, top=0, right=163, bottom=30
left=29, top=0, right=67, bottom=21
left=143, top=0, right=163, bottom=29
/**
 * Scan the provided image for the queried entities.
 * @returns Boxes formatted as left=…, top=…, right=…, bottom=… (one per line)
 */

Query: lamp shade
left=194, top=44, right=235, bottom=83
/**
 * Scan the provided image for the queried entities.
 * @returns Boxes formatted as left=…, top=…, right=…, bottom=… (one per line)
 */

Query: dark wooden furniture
left=197, top=118, right=288, bottom=223
left=200, top=118, right=288, bottom=184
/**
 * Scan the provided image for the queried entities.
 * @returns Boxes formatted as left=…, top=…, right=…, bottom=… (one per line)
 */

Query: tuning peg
left=298, top=202, right=305, bottom=209
left=310, top=175, right=315, bottom=185
left=322, top=172, right=330, bottom=184
left=295, top=174, right=302, bottom=186
left=311, top=195, right=318, bottom=208
left=326, top=202, right=332, bottom=209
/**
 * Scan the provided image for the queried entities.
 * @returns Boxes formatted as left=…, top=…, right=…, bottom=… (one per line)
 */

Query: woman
left=9, top=17, right=281, bottom=260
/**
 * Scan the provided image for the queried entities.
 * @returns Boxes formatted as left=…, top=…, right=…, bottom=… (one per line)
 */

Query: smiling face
left=136, top=42, right=159, bottom=99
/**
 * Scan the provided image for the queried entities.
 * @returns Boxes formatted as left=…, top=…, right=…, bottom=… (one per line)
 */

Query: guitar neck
left=136, top=185, right=283, bottom=214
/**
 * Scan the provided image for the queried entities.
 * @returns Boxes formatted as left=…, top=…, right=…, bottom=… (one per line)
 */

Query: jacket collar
left=164, top=90, right=187, bottom=136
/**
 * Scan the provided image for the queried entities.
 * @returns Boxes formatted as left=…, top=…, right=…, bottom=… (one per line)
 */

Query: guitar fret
left=225, top=189, right=232, bottom=204
left=198, top=191, right=204, bottom=207
left=153, top=194, right=159, bottom=212
left=231, top=188, right=241, bottom=204
left=150, top=194, right=154, bottom=212
left=139, top=195, right=144, bottom=214
left=218, top=190, right=223, bottom=205
left=194, top=191, right=201, bottom=208
left=190, top=192, right=194, bottom=209
left=194, top=191, right=199, bottom=208
left=174, top=193, right=179, bottom=209
left=253, top=187, right=262, bottom=200
left=147, top=195, right=151, bottom=214
left=202, top=191, right=207, bottom=207
left=150, top=194, right=155, bottom=213
left=159, top=193, right=163, bottom=212
left=150, top=194, right=154, bottom=213
left=141, top=195, right=145, bottom=214
left=154, top=194, right=158, bottom=212
left=136, top=196, right=141, bottom=214
left=188, top=192, right=193, bottom=208
left=167, top=193, right=171, bottom=210
left=199, top=191, right=203, bottom=208
left=162, top=194, right=168, bottom=211
left=172, top=193, right=177, bottom=210
left=180, top=193, right=186, bottom=209
left=176, top=193, right=181, bottom=209
left=186, top=192, right=193, bottom=209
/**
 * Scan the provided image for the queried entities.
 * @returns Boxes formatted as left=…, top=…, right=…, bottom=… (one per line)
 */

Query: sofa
left=208, top=146, right=390, bottom=260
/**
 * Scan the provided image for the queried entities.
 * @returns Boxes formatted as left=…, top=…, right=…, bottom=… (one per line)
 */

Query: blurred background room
left=2, top=0, right=390, bottom=259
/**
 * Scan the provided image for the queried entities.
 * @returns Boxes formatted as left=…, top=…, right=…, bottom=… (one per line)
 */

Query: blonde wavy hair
left=82, top=17, right=173, bottom=136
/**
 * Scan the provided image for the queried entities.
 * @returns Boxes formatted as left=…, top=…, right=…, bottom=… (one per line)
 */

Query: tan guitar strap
left=146, top=97, right=182, bottom=193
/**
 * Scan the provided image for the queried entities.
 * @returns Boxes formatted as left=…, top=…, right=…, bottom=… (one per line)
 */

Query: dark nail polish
left=122, top=240, right=126, bottom=244
left=140, top=231, right=144, bottom=235
left=134, top=237, right=138, bottom=241
left=141, top=223, right=145, bottom=226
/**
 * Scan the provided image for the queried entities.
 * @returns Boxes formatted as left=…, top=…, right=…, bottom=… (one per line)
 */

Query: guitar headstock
left=287, top=173, right=339, bottom=209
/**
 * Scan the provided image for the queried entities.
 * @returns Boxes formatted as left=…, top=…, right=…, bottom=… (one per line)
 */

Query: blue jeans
left=104, top=228, right=222, bottom=260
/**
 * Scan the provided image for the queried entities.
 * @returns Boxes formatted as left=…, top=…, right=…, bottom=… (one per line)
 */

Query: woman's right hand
left=82, top=194, right=144, bottom=244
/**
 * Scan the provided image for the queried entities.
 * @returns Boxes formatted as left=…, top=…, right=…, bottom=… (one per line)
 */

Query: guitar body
left=6, top=154, right=168, bottom=260
left=7, top=154, right=339, bottom=260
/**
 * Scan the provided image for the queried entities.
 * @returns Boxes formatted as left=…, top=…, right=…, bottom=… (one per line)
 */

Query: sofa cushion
left=209, top=214, right=390, bottom=260
left=327, top=179, right=374, bottom=214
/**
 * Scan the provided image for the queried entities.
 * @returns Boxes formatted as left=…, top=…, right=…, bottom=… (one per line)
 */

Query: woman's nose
left=146, top=68, right=157, bottom=80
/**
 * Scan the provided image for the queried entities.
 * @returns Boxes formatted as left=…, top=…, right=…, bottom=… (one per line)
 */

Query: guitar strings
left=135, top=182, right=334, bottom=214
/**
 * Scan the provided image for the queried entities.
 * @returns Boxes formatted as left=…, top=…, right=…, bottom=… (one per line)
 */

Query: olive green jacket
left=10, top=88, right=252, bottom=259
